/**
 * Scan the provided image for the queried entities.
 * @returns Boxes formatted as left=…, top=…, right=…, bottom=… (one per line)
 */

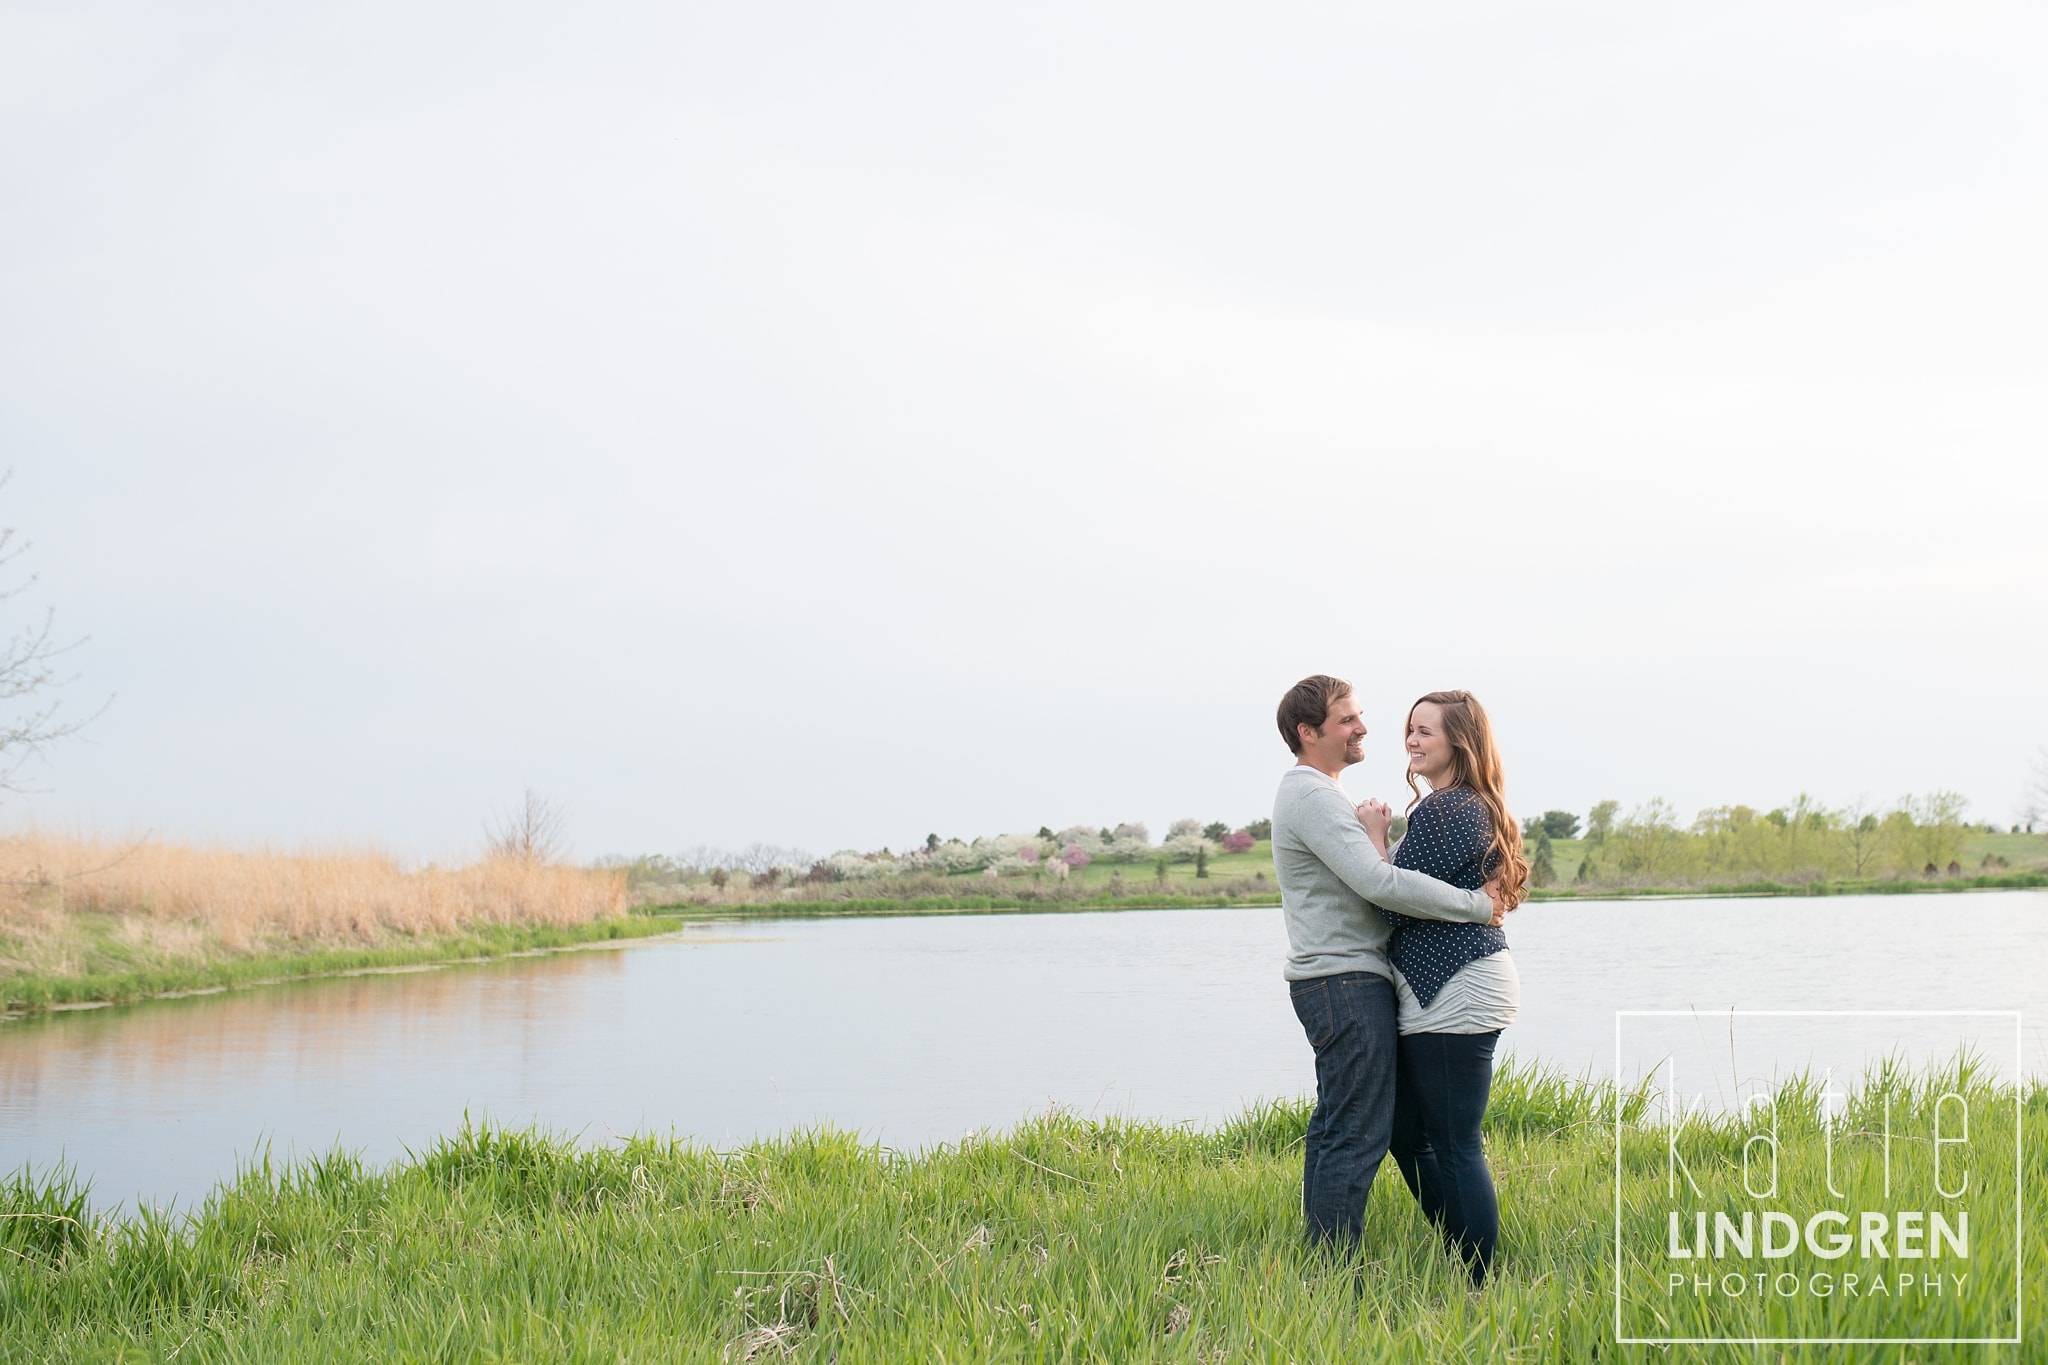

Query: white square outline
left=1610, top=1009, right=2024, bottom=1346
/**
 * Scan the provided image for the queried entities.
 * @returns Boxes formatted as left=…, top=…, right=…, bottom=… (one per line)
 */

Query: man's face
left=1301, top=692, right=1367, bottom=769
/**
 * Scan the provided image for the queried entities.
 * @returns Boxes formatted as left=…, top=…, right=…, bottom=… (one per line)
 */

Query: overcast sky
left=2, top=1, right=2043, bottom=861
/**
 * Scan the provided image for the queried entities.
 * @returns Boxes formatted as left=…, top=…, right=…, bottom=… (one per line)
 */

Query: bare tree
left=0, top=492, right=105, bottom=793
left=2021, top=747, right=2048, bottom=833
left=485, top=788, right=569, bottom=864
left=668, top=843, right=813, bottom=875
left=1839, top=797, right=1885, bottom=878
left=733, top=842, right=812, bottom=875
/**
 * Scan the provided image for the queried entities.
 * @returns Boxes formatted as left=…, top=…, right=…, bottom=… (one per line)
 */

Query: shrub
left=1098, top=824, right=1154, bottom=863
left=1220, top=831, right=1254, bottom=854
left=930, top=840, right=984, bottom=874
left=1529, top=828, right=1556, bottom=887
left=824, top=852, right=890, bottom=881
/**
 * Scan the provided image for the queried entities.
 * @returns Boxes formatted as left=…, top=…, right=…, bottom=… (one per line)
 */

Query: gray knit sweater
left=1272, top=765, right=1494, bottom=982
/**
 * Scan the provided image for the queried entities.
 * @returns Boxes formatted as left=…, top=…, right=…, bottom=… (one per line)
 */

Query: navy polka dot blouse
left=1384, top=788, right=1509, bottom=1006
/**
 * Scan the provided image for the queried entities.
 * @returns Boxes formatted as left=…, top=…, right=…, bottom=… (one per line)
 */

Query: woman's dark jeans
left=1389, top=1029, right=1502, bottom=1284
left=1289, top=972, right=1399, bottom=1251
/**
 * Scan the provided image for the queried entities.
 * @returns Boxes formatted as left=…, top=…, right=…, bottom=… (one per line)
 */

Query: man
left=1271, top=673, right=1505, bottom=1251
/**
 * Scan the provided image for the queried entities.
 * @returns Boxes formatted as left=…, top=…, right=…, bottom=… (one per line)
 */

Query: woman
left=1357, top=689, right=1528, bottom=1286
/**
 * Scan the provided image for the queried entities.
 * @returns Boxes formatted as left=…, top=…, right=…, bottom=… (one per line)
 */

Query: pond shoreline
left=3, top=869, right=2040, bottom=1019
left=0, top=915, right=685, bottom=1020
left=660, top=867, right=2046, bottom=919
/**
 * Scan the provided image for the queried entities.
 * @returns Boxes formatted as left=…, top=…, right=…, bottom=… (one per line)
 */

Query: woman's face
left=1405, top=701, right=1455, bottom=788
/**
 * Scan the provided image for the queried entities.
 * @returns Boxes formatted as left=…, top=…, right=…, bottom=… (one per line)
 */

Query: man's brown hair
left=1276, top=674, right=1353, bottom=755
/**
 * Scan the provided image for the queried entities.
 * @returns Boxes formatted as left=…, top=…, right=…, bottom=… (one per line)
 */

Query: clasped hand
left=1353, top=797, right=1393, bottom=843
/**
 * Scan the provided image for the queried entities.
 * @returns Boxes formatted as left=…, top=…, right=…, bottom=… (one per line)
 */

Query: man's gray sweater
left=1272, top=765, right=1493, bottom=981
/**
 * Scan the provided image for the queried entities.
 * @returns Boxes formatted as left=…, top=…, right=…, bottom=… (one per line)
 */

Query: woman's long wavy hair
left=1403, top=689, right=1529, bottom=912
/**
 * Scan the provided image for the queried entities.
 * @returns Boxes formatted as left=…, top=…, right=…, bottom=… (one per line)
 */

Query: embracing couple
left=1271, top=674, right=1529, bottom=1286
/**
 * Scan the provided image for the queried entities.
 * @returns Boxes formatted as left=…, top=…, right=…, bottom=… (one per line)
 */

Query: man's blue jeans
left=1289, top=971, right=1398, bottom=1249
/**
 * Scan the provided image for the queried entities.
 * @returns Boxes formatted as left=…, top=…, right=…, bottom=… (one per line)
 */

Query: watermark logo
left=1613, top=1011, right=2023, bottom=1346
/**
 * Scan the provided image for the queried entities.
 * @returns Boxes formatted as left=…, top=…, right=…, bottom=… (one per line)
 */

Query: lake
left=3, top=891, right=2043, bottom=1210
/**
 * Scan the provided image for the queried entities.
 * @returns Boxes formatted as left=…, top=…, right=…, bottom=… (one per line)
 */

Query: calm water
left=2, top=892, right=2043, bottom=1210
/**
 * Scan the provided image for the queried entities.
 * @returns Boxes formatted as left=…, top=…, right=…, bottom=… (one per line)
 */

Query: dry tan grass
left=0, top=831, right=626, bottom=957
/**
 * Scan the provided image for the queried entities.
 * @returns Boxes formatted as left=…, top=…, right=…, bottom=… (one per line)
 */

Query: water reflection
left=1, top=894, right=2043, bottom=1211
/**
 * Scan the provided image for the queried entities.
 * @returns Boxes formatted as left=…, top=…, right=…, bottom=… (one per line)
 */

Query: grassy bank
left=0, top=914, right=682, bottom=1016
left=0, top=832, right=630, bottom=1017
left=4, top=1063, right=2039, bottom=1362
left=1537, top=828, right=2046, bottom=888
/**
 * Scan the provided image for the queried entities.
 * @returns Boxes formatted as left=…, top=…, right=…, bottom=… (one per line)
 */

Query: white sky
left=2, top=1, right=2043, bottom=860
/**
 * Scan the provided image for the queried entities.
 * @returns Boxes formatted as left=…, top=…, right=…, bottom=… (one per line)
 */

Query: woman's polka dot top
left=1383, top=788, right=1509, bottom=1007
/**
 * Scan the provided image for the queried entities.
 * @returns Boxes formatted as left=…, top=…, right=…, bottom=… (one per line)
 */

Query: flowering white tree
left=1055, top=826, right=1105, bottom=858
left=931, top=839, right=985, bottom=873
left=979, top=833, right=1036, bottom=861
left=824, top=851, right=890, bottom=880
left=1099, top=822, right=1152, bottom=862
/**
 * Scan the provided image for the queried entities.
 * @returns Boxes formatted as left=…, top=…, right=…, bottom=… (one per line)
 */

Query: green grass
left=4, top=1062, right=2039, bottom=1362
left=0, top=915, right=682, bottom=1019
left=1059, top=844, right=1278, bottom=890
left=1541, top=831, right=2048, bottom=887
left=1966, top=829, right=2048, bottom=866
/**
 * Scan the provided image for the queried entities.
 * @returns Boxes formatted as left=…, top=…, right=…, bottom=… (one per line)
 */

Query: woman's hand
left=1355, top=798, right=1394, bottom=858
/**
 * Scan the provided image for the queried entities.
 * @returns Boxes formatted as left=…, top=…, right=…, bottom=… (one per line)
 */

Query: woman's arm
left=1291, top=786, right=1498, bottom=923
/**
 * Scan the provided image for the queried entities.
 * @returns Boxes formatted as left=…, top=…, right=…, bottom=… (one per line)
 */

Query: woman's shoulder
left=1412, top=787, right=1488, bottom=826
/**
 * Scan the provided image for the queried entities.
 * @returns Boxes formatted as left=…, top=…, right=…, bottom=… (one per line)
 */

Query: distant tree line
left=1517, top=793, right=1993, bottom=888
left=602, top=816, right=1274, bottom=894
left=605, top=789, right=2034, bottom=900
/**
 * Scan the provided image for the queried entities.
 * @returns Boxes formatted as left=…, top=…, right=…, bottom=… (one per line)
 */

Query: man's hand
left=1483, top=877, right=1508, bottom=926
